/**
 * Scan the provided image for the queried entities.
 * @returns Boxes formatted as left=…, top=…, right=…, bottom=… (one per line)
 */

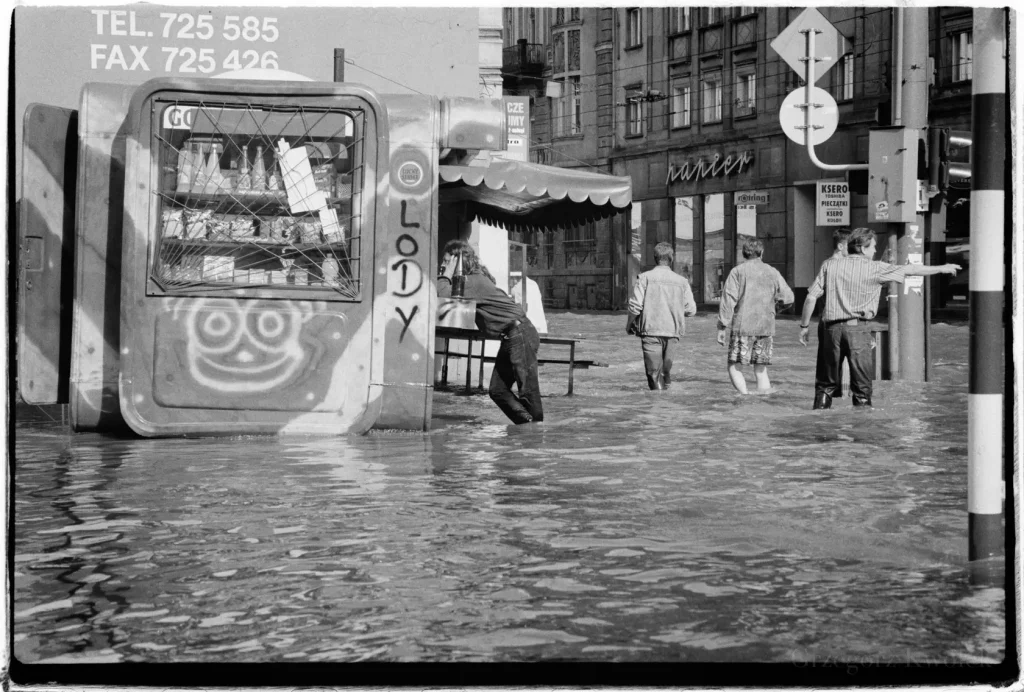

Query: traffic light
left=928, top=127, right=972, bottom=193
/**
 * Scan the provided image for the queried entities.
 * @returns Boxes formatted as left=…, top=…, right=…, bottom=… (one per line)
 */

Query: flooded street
left=12, top=311, right=1006, bottom=666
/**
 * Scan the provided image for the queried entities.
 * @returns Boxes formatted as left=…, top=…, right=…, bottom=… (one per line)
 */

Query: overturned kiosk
left=17, top=74, right=632, bottom=436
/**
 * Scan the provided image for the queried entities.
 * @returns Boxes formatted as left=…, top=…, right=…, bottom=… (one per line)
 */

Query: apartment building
left=502, top=7, right=974, bottom=310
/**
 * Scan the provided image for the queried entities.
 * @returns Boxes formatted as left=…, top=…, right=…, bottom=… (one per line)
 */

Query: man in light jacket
left=627, top=242, right=697, bottom=390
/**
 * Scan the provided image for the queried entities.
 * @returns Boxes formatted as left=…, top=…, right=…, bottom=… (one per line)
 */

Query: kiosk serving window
left=151, top=100, right=363, bottom=299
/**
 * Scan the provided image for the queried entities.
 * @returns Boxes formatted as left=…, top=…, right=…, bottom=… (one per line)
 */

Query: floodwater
left=11, top=311, right=1007, bottom=666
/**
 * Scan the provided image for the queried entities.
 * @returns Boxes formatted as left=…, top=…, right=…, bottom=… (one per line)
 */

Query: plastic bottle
left=237, top=146, right=252, bottom=191
left=176, top=141, right=196, bottom=192
left=252, top=145, right=267, bottom=191
left=450, top=252, right=466, bottom=298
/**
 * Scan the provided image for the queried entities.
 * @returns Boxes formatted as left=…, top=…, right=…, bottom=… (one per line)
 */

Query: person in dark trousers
left=436, top=239, right=543, bottom=424
left=816, top=228, right=852, bottom=398
left=716, top=237, right=794, bottom=394
left=627, top=242, right=697, bottom=390
left=798, top=227, right=960, bottom=409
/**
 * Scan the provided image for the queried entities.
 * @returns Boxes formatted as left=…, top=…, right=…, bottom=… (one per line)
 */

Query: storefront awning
left=438, top=158, right=632, bottom=232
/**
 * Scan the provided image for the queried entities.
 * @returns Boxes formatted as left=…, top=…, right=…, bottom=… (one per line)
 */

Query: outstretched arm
left=903, top=263, right=961, bottom=277
left=798, top=294, right=818, bottom=346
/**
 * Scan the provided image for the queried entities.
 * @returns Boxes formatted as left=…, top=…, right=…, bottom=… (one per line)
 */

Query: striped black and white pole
left=967, top=8, right=1005, bottom=568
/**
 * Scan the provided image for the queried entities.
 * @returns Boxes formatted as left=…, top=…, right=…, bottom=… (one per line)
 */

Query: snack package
left=183, top=209, right=213, bottom=240
left=162, top=209, right=184, bottom=239
left=202, top=255, right=235, bottom=282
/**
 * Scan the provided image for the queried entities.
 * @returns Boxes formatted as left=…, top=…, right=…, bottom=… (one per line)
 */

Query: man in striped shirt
left=798, top=227, right=960, bottom=409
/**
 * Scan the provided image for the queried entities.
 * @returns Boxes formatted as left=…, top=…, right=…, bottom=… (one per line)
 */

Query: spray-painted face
left=180, top=299, right=315, bottom=393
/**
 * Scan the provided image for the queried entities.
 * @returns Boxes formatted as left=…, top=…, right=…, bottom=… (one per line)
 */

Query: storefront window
left=673, top=196, right=695, bottom=282
left=736, top=200, right=757, bottom=259
left=704, top=193, right=725, bottom=302
left=152, top=100, right=361, bottom=299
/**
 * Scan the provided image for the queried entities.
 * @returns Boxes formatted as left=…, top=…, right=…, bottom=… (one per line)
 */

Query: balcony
left=503, top=39, right=546, bottom=75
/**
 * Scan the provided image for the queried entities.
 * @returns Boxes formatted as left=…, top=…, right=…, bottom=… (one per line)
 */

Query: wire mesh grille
left=152, top=99, right=364, bottom=298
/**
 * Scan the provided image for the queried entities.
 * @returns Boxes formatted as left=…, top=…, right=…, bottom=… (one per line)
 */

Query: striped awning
left=439, top=158, right=632, bottom=232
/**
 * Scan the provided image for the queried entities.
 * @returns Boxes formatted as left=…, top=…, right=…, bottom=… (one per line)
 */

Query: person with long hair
left=437, top=239, right=543, bottom=424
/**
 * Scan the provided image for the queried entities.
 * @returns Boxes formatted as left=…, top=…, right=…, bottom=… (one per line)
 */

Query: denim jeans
left=815, top=323, right=874, bottom=405
left=489, top=320, right=544, bottom=424
left=640, top=336, right=678, bottom=389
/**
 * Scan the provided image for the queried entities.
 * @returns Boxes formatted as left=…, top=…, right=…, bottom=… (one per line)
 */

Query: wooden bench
left=435, top=327, right=602, bottom=395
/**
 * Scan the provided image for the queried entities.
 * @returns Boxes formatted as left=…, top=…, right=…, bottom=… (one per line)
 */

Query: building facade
left=501, top=7, right=974, bottom=310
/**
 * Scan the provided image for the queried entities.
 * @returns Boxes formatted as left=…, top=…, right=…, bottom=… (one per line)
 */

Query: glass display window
left=151, top=99, right=363, bottom=299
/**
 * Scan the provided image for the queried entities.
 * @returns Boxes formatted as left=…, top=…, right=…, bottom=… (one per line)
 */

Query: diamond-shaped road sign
left=770, top=8, right=851, bottom=84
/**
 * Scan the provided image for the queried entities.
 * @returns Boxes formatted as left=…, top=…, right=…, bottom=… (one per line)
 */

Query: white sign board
left=770, top=8, right=851, bottom=84
left=780, top=87, right=839, bottom=146
left=816, top=181, right=850, bottom=225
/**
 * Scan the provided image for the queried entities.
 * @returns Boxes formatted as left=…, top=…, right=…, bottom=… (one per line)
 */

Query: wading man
left=798, top=227, right=960, bottom=409
left=627, top=242, right=697, bottom=390
left=716, top=238, right=794, bottom=394
left=437, top=239, right=543, bottom=424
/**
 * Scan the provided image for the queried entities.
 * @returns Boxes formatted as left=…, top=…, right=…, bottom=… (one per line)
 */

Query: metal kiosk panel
left=119, top=78, right=388, bottom=436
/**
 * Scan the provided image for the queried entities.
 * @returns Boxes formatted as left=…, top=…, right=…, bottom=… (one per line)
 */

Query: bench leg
left=441, top=337, right=450, bottom=386
left=465, top=339, right=474, bottom=394
left=567, top=343, right=576, bottom=396
left=478, top=338, right=487, bottom=391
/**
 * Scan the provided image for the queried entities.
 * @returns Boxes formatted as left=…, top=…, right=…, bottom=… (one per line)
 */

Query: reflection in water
left=13, top=314, right=1004, bottom=664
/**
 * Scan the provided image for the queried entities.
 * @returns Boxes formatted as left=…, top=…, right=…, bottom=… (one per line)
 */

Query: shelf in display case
left=160, top=191, right=352, bottom=217
left=159, top=237, right=352, bottom=261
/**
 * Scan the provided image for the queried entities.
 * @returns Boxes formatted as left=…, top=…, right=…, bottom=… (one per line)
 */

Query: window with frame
left=736, top=6, right=756, bottom=17
left=950, top=28, right=973, bottom=82
left=704, top=7, right=723, bottom=25
left=834, top=53, right=854, bottom=102
left=570, top=8, right=580, bottom=21
left=556, top=8, right=565, bottom=25
left=671, top=83, right=691, bottom=128
left=701, top=72, right=723, bottom=123
left=669, top=7, right=691, bottom=34
left=625, top=88, right=644, bottom=136
left=563, top=224, right=597, bottom=267
left=152, top=100, right=362, bottom=299
left=734, top=65, right=756, bottom=116
left=551, top=26, right=582, bottom=137
left=626, top=8, right=642, bottom=48
left=554, top=76, right=582, bottom=137
left=543, top=232, right=556, bottom=269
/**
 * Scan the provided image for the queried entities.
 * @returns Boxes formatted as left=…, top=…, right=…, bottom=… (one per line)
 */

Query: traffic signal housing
left=928, top=127, right=972, bottom=193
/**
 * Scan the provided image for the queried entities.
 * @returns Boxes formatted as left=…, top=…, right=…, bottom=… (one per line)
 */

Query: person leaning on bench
left=437, top=239, right=543, bottom=424
left=798, top=226, right=961, bottom=410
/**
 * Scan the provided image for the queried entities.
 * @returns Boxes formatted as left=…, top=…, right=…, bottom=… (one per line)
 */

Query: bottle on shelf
left=197, top=142, right=226, bottom=194
left=252, top=144, right=268, bottom=192
left=176, top=141, right=197, bottom=193
left=450, top=251, right=466, bottom=298
left=236, top=146, right=252, bottom=191
left=267, top=160, right=282, bottom=191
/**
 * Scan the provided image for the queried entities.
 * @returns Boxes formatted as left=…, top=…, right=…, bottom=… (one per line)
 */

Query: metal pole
left=895, top=8, right=928, bottom=381
left=800, top=30, right=868, bottom=173
left=967, top=8, right=1005, bottom=573
left=887, top=10, right=901, bottom=379
left=333, top=48, right=345, bottom=82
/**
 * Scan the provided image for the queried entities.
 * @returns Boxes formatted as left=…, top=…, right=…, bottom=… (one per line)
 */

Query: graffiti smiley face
left=181, top=299, right=317, bottom=393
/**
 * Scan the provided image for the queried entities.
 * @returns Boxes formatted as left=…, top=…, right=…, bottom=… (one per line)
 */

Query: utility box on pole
left=868, top=127, right=920, bottom=223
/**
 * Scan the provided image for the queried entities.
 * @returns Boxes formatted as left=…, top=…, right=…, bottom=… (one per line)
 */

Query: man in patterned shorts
left=717, top=238, right=794, bottom=394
